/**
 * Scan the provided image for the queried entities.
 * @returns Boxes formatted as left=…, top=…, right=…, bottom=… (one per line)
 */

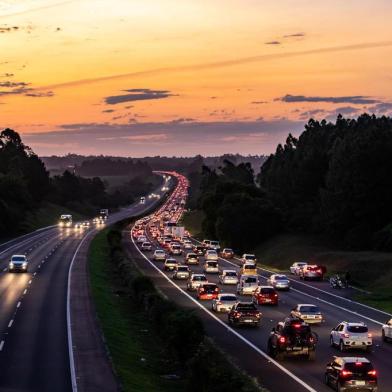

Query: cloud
left=0, top=25, right=19, bottom=33
left=367, top=102, right=392, bottom=114
left=104, top=88, right=176, bottom=105
left=251, top=101, right=267, bottom=105
left=35, top=41, right=392, bottom=91
left=284, top=33, right=306, bottom=38
left=279, top=94, right=380, bottom=105
left=0, top=73, right=14, bottom=78
left=265, top=41, right=281, bottom=45
left=102, top=109, right=115, bottom=113
left=0, top=81, right=28, bottom=88
left=0, top=80, right=54, bottom=98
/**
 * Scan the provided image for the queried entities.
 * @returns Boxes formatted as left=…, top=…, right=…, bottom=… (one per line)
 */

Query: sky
left=1, top=0, right=392, bottom=157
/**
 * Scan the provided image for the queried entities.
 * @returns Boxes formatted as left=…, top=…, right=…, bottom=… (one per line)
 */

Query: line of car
left=131, top=172, right=389, bottom=392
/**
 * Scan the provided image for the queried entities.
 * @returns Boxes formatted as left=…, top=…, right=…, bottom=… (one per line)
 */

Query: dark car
left=253, top=286, right=278, bottom=305
left=268, top=318, right=317, bottom=360
left=193, top=245, right=206, bottom=256
left=228, top=302, right=261, bottom=327
left=325, top=357, right=377, bottom=391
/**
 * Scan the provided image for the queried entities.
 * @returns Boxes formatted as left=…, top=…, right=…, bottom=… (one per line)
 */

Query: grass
left=180, top=210, right=204, bottom=238
left=22, top=202, right=86, bottom=232
left=88, top=228, right=185, bottom=392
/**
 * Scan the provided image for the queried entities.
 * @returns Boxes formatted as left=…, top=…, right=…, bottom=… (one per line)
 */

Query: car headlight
left=22, top=262, right=27, bottom=268
left=9, top=262, right=14, bottom=268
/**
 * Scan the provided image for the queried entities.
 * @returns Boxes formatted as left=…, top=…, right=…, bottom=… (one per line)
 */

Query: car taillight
left=235, top=312, right=241, bottom=318
left=216, top=301, right=222, bottom=305
left=293, top=323, right=301, bottom=328
left=200, top=288, right=205, bottom=292
left=274, top=293, right=278, bottom=297
left=343, top=333, right=350, bottom=338
left=341, top=370, right=352, bottom=377
left=367, top=370, right=377, bottom=377
left=309, top=337, right=314, bottom=343
left=368, top=333, right=372, bottom=338
left=214, top=288, right=219, bottom=292
left=279, top=336, right=286, bottom=344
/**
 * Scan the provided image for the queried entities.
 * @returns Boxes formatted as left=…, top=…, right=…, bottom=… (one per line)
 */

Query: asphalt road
left=0, top=176, right=170, bottom=392
left=126, top=192, right=392, bottom=392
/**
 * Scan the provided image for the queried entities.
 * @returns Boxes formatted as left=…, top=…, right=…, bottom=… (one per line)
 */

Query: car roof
left=191, top=274, right=206, bottom=277
left=12, top=254, right=26, bottom=258
left=338, top=357, right=370, bottom=364
left=218, top=293, right=237, bottom=298
left=273, top=274, right=288, bottom=278
left=259, top=285, right=275, bottom=289
left=222, top=269, right=236, bottom=273
left=298, top=304, right=317, bottom=307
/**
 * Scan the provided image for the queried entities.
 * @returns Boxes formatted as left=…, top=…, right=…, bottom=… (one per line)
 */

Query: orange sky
left=1, top=0, right=392, bottom=156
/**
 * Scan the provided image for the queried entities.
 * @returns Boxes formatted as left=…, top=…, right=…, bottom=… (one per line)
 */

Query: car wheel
left=324, top=374, right=330, bottom=386
left=382, top=330, right=387, bottom=342
left=307, top=350, right=315, bottom=361
left=330, top=336, right=335, bottom=347
left=339, top=340, right=345, bottom=352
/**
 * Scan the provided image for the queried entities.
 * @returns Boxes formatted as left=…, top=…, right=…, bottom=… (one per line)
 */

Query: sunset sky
left=1, top=0, right=392, bottom=156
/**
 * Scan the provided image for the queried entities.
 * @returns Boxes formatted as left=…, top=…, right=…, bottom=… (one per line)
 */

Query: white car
left=153, top=249, right=166, bottom=261
left=137, top=235, right=147, bottom=244
left=241, top=254, right=257, bottom=264
left=8, top=255, right=28, bottom=272
left=382, top=318, right=392, bottom=342
left=203, top=260, right=219, bottom=274
left=291, top=304, right=323, bottom=325
left=290, top=262, right=307, bottom=275
left=267, top=274, right=290, bottom=290
left=219, top=270, right=238, bottom=285
left=205, top=250, right=218, bottom=261
left=183, top=240, right=193, bottom=250
left=237, top=275, right=259, bottom=295
left=187, top=274, right=208, bottom=291
left=212, top=293, right=238, bottom=312
left=141, top=242, right=152, bottom=251
left=330, top=322, right=372, bottom=352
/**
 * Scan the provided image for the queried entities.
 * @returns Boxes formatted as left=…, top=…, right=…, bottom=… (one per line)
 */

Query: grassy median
left=89, top=228, right=185, bottom=392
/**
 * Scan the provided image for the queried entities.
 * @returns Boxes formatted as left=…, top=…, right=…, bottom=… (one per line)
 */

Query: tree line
left=0, top=129, right=156, bottom=238
left=195, top=114, right=392, bottom=252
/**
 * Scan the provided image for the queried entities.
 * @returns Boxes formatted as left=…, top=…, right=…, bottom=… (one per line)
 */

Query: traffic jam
left=130, top=172, right=391, bottom=392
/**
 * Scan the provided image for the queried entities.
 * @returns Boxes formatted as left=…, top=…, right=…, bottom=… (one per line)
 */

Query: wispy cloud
left=35, top=41, right=392, bottom=91
left=265, top=41, right=281, bottom=45
left=0, top=79, right=54, bottom=98
left=104, top=88, right=176, bottom=105
left=279, top=94, right=379, bottom=105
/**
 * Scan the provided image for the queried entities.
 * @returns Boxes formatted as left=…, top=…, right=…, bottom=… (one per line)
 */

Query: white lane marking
left=2, top=268, right=6, bottom=272
left=8, top=320, right=13, bottom=328
left=16, top=301, right=21, bottom=308
left=132, top=227, right=317, bottom=392
left=33, top=272, right=36, bottom=276
left=28, top=280, right=32, bottom=284
left=67, top=229, right=96, bottom=392
left=23, top=289, right=27, bottom=295
left=0, top=341, right=4, bottom=351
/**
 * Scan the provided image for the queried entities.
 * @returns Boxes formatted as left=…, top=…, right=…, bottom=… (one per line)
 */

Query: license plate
left=292, top=347, right=302, bottom=351
left=355, top=381, right=365, bottom=386
left=264, top=299, right=271, bottom=302
left=244, top=319, right=253, bottom=323
left=307, top=315, right=315, bottom=319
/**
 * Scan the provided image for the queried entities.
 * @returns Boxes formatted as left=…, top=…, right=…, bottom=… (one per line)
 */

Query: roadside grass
left=89, top=229, right=185, bottom=392
left=23, top=202, right=85, bottom=231
left=180, top=210, right=204, bottom=238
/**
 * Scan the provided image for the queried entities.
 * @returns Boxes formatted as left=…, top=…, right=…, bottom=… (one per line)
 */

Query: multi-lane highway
left=0, top=176, right=169, bottom=392
left=126, top=172, right=392, bottom=392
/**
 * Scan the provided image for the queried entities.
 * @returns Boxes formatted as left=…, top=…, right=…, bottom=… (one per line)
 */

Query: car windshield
left=245, top=265, right=255, bottom=269
left=347, top=325, right=368, bottom=333
left=166, top=259, right=177, bottom=264
left=345, top=363, right=373, bottom=374
left=244, top=277, right=257, bottom=283
left=275, top=275, right=287, bottom=280
left=207, top=262, right=217, bottom=267
left=283, top=325, right=310, bottom=335
left=237, top=304, right=256, bottom=311
left=11, top=256, right=25, bottom=262
left=246, top=255, right=255, bottom=260
left=226, top=272, right=236, bottom=277
left=194, top=276, right=207, bottom=281
left=224, top=249, right=233, bottom=252
left=178, top=267, right=188, bottom=272
left=156, top=251, right=164, bottom=254
left=221, top=296, right=237, bottom=301
left=300, top=306, right=320, bottom=313
left=260, top=288, right=275, bottom=294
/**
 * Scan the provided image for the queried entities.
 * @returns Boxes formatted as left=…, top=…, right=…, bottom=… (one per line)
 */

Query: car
left=228, top=302, right=261, bottom=327
left=164, top=258, right=179, bottom=271
left=205, top=250, right=218, bottom=261
left=197, top=283, right=219, bottom=300
left=325, top=357, right=377, bottom=391
left=172, top=265, right=191, bottom=280
left=212, top=293, right=238, bottom=312
left=185, top=252, right=199, bottom=265
left=237, top=275, right=259, bottom=295
left=137, top=235, right=147, bottom=244
left=183, top=240, right=193, bottom=250
left=291, top=304, right=323, bottom=325
left=187, top=274, right=208, bottom=291
left=153, top=249, right=166, bottom=262
left=193, top=245, right=205, bottom=256
left=220, top=248, right=234, bottom=259
left=219, top=269, right=238, bottom=285
left=330, top=322, right=372, bottom=352
left=268, top=318, right=317, bottom=361
left=203, top=260, right=219, bottom=274
left=299, top=264, right=326, bottom=281
left=382, top=318, right=392, bottom=342
left=240, top=262, right=257, bottom=276
left=290, top=261, right=308, bottom=275
left=241, top=254, right=257, bottom=264
left=209, top=240, right=221, bottom=252
left=82, top=221, right=90, bottom=227
left=202, top=239, right=211, bottom=248
left=169, top=243, right=182, bottom=256
left=8, top=254, right=28, bottom=272
left=253, top=286, right=278, bottom=305
left=141, top=242, right=152, bottom=251
left=267, top=274, right=290, bottom=290
left=163, top=239, right=172, bottom=248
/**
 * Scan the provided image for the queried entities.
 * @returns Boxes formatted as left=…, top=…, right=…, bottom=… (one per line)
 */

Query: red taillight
left=200, top=288, right=205, bottom=292
left=279, top=336, right=286, bottom=344
left=274, top=293, right=278, bottom=297
left=368, top=333, right=372, bottom=338
left=293, top=323, right=301, bottom=328
left=343, top=333, right=350, bottom=338
left=214, top=288, right=219, bottom=292
left=341, top=370, right=352, bottom=377
left=368, top=370, right=377, bottom=377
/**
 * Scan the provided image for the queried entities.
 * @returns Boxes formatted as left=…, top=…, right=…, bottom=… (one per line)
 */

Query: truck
left=59, top=214, right=72, bottom=228
left=99, top=209, right=109, bottom=220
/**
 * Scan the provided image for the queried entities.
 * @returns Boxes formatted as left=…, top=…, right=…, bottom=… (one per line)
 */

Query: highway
left=0, top=176, right=170, bottom=392
left=126, top=172, right=392, bottom=392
